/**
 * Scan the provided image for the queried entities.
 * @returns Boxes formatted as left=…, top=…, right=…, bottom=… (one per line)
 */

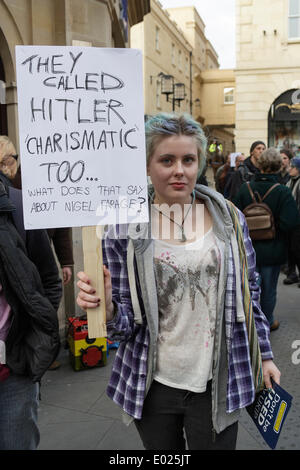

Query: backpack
left=243, top=182, right=280, bottom=241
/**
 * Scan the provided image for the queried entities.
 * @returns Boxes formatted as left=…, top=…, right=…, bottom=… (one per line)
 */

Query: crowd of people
left=1, top=113, right=298, bottom=450
left=214, top=141, right=300, bottom=331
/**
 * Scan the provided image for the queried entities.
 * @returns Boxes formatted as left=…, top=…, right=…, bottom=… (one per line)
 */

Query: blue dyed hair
left=145, top=113, right=207, bottom=174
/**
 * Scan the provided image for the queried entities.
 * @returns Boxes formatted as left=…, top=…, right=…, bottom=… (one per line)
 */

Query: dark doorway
left=268, top=89, right=300, bottom=156
left=0, top=56, right=8, bottom=135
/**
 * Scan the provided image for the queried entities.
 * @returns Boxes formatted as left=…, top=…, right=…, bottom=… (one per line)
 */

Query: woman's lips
left=170, top=182, right=186, bottom=189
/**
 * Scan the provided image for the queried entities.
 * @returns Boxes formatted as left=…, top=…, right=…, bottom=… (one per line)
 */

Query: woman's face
left=147, top=135, right=199, bottom=205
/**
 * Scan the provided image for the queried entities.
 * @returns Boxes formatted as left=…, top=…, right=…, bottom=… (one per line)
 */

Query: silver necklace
left=151, top=191, right=195, bottom=242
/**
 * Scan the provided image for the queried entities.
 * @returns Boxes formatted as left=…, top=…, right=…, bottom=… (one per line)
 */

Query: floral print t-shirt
left=153, top=228, right=221, bottom=392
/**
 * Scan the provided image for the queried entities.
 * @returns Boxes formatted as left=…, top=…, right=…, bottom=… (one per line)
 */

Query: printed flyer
left=247, top=381, right=293, bottom=450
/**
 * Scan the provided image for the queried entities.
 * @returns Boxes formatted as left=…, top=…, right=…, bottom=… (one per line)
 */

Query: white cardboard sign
left=15, top=46, right=148, bottom=229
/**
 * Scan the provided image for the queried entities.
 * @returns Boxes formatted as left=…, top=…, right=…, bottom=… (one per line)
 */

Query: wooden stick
left=82, top=225, right=107, bottom=338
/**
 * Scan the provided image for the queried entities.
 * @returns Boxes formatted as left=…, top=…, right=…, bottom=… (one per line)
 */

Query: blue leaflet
left=247, top=381, right=293, bottom=450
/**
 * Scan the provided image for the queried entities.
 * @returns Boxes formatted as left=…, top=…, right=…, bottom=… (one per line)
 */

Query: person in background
left=283, top=158, right=300, bottom=286
left=47, top=228, right=73, bottom=286
left=0, top=136, right=62, bottom=449
left=210, top=141, right=224, bottom=178
left=76, top=113, right=280, bottom=451
left=229, top=141, right=265, bottom=201
left=0, top=136, right=18, bottom=185
left=0, top=138, right=62, bottom=308
left=12, top=166, right=74, bottom=369
left=46, top=227, right=74, bottom=369
left=234, top=148, right=300, bottom=331
left=235, top=153, right=246, bottom=167
left=223, top=153, right=246, bottom=200
left=277, top=149, right=293, bottom=277
left=12, top=167, right=74, bottom=283
left=278, top=148, right=293, bottom=185
left=244, top=141, right=266, bottom=177
left=208, top=140, right=217, bottom=166
left=214, top=153, right=231, bottom=194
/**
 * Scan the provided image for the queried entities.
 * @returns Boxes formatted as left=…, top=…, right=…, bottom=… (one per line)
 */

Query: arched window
left=268, top=89, right=300, bottom=153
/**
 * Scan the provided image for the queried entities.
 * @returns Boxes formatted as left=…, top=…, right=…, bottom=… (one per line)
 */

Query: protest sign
left=15, top=46, right=148, bottom=338
left=230, top=152, right=240, bottom=167
left=15, top=46, right=148, bottom=230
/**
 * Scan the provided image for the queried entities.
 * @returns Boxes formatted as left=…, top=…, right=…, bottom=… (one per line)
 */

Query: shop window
left=268, top=89, right=300, bottom=152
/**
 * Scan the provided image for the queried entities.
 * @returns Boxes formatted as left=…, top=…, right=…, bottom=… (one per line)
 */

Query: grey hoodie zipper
left=211, top=237, right=228, bottom=436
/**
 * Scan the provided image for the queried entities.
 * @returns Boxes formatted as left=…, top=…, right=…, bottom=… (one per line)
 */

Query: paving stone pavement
left=37, top=273, right=300, bottom=451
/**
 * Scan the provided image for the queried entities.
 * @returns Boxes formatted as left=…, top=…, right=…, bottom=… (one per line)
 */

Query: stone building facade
left=235, top=0, right=300, bottom=156
left=130, top=0, right=236, bottom=155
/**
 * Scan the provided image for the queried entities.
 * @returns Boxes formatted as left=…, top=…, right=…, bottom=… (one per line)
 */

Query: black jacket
left=226, top=157, right=261, bottom=201
left=0, top=178, right=62, bottom=381
left=243, top=156, right=261, bottom=177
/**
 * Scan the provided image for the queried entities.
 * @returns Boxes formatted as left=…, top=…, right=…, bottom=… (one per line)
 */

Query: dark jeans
left=134, top=381, right=238, bottom=450
left=256, top=265, right=281, bottom=326
left=0, top=374, right=39, bottom=450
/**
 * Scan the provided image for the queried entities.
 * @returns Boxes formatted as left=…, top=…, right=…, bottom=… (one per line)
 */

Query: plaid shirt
left=103, top=209, right=273, bottom=421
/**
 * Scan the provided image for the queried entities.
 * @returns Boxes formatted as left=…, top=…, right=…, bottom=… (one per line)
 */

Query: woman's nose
left=174, top=161, right=184, bottom=175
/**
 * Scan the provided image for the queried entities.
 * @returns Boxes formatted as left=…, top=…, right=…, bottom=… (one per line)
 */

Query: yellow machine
left=67, top=317, right=107, bottom=371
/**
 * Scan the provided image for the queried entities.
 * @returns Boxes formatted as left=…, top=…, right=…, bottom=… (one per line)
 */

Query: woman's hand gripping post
left=76, top=266, right=115, bottom=322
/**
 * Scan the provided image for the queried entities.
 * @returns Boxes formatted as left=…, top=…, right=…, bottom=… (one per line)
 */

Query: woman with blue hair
left=77, top=113, right=280, bottom=450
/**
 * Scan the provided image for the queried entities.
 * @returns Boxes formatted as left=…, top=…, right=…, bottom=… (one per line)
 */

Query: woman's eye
left=184, top=156, right=196, bottom=163
left=161, top=158, right=172, bottom=164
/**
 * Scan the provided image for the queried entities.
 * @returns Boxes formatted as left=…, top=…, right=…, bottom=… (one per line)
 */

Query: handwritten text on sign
left=15, top=46, right=148, bottom=229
